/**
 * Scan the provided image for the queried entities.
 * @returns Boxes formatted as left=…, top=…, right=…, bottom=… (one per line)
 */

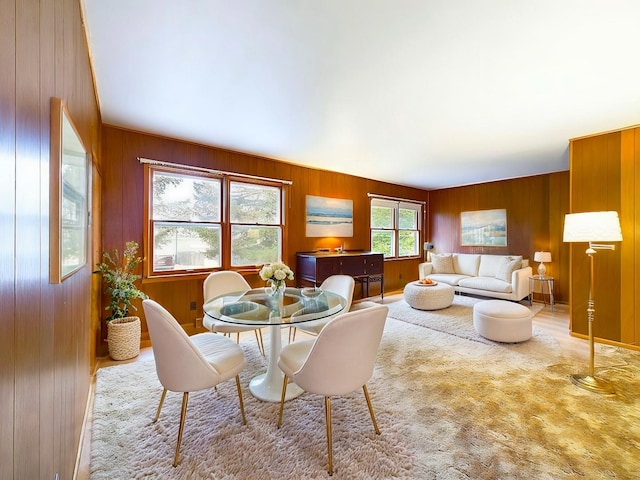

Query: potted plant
left=96, top=241, right=148, bottom=360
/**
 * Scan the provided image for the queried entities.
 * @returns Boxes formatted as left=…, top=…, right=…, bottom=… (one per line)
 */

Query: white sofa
left=418, top=253, right=532, bottom=302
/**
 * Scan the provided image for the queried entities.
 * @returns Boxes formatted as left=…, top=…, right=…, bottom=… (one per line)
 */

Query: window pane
left=399, top=208, right=418, bottom=229
left=231, top=225, right=281, bottom=266
left=152, top=172, right=220, bottom=222
left=153, top=222, right=220, bottom=272
left=371, top=230, right=394, bottom=257
left=398, top=230, right=418, bottom=257
left=230, top=182, right=280, bottom=224
left=371, top=206, right=393, bottom=228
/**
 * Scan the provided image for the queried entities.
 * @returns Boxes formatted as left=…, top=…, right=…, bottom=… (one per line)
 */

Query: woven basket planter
left=107, top=316, right=141, bottom=361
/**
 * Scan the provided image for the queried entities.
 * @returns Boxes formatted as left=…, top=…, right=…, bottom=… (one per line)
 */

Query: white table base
left=249, top=324, right=304, bottom=402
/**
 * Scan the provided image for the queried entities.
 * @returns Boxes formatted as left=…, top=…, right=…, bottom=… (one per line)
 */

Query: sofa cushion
left=478, top=255, right=523, bottom=278
left=458, top=276, right=513, bottom=293
left=496, top=256, right=523, bottom=282
left=453, top=254, right=480, bottom=276
left=431, top=254, right=454, bottom=274
left=427, top=273, right=470, bottom=286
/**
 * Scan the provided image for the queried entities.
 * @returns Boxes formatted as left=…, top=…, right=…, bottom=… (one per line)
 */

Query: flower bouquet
left=259, top=261, right=294, bottom=294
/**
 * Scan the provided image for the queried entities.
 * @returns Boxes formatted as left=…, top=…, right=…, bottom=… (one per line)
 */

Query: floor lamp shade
left=563, top=211, right=623, bottom=243
left=562, top=210, right=622, bottom=394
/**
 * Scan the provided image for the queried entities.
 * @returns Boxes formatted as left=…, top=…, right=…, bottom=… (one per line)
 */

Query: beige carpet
left=90, top=306, right=640, bottom=479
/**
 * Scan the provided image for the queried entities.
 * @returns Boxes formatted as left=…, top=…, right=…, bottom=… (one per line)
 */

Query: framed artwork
left=460, top=209, right=507, bottom=246
left=50, top=97, right=89, bottom=283
left=305, top=195, right=353, bottom=237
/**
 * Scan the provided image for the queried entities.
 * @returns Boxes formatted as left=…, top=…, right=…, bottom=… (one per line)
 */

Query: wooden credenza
left=296, top=251, right=384, bottom=299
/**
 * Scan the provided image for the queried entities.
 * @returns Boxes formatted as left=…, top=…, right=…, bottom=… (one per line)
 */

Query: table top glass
left=203, top=287, right=347, bottom=326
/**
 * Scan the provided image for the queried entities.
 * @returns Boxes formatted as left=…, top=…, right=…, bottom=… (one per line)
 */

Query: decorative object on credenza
left=460, top=209, right=507, bottom=247
left=96, top=241, right=149, bottom=360
left=533, top=251, right=551, bottom=276
left=423, top=242, right=434, bottom=261
left=50, top=97, right=89, bottom=283
left=305, top=195, right=353, bottom=237
left=563, top=211, right=623, bottom=394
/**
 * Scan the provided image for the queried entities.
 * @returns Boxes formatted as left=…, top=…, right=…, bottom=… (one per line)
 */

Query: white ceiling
left=82, top=0, right=640, bottom=190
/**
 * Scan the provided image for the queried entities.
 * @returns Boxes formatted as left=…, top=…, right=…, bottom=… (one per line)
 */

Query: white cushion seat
left=427, top=273, right=469, bottom=286
left=472, top=300, right=532, bottom=343
left=403, top=282, right=455, bottom=310
left=458, top=276, right=513, bottom=293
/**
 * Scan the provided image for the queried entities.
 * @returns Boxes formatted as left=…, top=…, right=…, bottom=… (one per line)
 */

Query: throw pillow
left=431, top=253, right=454, bottom=274
left=496, top=256, right=521, bottom=282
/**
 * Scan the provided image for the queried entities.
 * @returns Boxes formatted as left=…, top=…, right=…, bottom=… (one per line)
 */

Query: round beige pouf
left=403, top=282, right=455, bottom=310
left=473, top=300, right=532, bottom=343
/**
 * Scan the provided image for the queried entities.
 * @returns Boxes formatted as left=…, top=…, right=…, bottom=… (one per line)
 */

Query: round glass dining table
left=203, top=287, right=347, bottom=402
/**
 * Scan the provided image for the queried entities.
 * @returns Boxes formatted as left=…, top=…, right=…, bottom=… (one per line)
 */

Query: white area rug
left=90, top=307, right=640, bottom=479
left=386, top=295, right=555, bottom=364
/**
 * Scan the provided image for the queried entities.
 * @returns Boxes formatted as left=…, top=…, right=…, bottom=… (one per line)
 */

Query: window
left=370, top=197, right=422, bottom=259
left=145, top=164, right=286, bottom=276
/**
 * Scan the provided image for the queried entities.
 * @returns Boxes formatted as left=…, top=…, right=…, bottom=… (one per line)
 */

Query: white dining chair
left=290, top=275, right=355, bottom=341
left=203, top=271, right=265, bottom=356
left=277, top=302, right=388, bottom=475
left=142, top=299, right=247, bottom=467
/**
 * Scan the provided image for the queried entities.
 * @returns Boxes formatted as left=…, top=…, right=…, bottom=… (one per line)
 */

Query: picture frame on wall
left=305, top=195, right=353, bottom=237
left=50, top=97, right=89, bottom=283
left=460, top=208, right=507, bottom=246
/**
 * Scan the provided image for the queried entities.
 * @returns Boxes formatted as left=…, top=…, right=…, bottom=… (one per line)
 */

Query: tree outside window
left=145, top=166, right=285, bottom=276
left=370, top=197, right=422, bottom=259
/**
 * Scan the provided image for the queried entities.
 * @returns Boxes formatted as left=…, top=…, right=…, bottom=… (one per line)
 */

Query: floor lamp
left=563, top=211, right=623, bottom=394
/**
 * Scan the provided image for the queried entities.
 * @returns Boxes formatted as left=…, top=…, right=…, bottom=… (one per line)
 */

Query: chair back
left=320, top=275, right=355, bottom=312
left=293, top=303, right=388, bottom=396
left=143, top=299, right=221, bottom=392
left=203, top=271, right=251, bottom=302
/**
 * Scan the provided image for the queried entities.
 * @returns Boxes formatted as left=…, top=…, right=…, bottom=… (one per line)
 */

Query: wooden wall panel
left=0, top=0, right=17, bottom=476
left=428, top=173, right=569, bottom=302
left=548, top=171, right=571, bottom=304
left=569, top=133, right=622, bottom=341
left=1, top=0, right=100, bottom=478
left=100, top=127, right=429, bottom=337
left=620, top=128, right=639, bottom=346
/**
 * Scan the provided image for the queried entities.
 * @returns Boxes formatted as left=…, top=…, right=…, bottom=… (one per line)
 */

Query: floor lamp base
left=570, top=374, right=615, bottom=395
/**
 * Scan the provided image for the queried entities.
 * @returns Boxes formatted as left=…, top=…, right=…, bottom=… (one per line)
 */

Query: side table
left=529, top=275, right=554, bottom=311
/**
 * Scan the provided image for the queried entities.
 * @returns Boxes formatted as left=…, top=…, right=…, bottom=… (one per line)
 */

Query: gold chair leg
left=255, top=329, right=265, bottom=356
left=236, top=332, right=240, bottom=343
left=277, top=375, right=288, bottom=428
left=325, top=396, right=333, bottom=476
left=363, top=385, right=380, bottom=435
left=173, top=392, right=189, bottom=467
left=153, top=388, right=167, bottom=423
left=235, top=375, right=247, bottom=425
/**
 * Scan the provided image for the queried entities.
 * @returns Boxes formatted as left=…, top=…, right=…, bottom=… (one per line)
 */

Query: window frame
left=143, top=164, right=287, bottom=279
left=370, top=197, right=423, bottom=260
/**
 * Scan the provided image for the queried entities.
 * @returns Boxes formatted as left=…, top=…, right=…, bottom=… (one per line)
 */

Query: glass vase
left=269, top=279, right=286, bottom=296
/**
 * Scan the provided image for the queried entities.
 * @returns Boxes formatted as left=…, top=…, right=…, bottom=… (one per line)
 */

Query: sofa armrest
left=511, top=266, right=533, bottom=301
left=418, top=262, right=433, bottom=279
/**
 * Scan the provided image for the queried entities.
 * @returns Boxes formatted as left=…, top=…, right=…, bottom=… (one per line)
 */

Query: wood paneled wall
left=570, top=127, right=639, bottom=346
left=427, top=172, right=571, bottom=303
left=100, top=126, right=429, bottom=346
left=0, top=0, right=100, bottom=478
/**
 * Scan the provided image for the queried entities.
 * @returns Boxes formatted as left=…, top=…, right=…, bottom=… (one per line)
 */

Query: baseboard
left=73, top=375, right=96, bottom=480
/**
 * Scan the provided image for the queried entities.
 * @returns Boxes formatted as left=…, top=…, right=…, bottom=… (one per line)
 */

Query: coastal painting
left=460, top=209, right=507, bottom=246
left=305, top=195, right=353, bottom=237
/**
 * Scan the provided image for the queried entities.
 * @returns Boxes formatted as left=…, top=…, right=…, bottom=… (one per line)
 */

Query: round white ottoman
left=404, top=282, right=455, bottom=310
left=473, top=300, right=532, bottom=343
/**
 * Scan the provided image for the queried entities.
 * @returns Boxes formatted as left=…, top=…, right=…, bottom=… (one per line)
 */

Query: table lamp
left=563, top=211, right=622, bottom=394
left=533, top=251, right=551, bottom=277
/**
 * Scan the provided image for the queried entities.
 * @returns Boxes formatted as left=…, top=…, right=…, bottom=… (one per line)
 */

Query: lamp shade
left=534, top=251, right=551, bottom=263
left=563, top=211, right=623, bottom=243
